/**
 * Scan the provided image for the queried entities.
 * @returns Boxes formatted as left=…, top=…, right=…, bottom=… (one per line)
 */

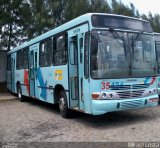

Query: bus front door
left=29, top=44, right=39, bottom=97
left=11, top=53, right=16, bottom=93
left=68, top=36, right=79, bottom=109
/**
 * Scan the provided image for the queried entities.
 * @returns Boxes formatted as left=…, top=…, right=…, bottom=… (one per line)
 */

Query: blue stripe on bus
left=37, top=68, right=47, bottom=100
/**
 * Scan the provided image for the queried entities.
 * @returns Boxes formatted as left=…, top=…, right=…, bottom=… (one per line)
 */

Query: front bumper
left=91, top=95, right=158, bottom=115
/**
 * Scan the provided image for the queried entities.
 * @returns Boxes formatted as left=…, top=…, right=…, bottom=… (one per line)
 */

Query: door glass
left=156, top=43, right=160, bottom=73
left=30, top=51, right=34, bottom=79
left=35, top=52, right=37, bottom=68
left=70, top=37, right=79, bottom=100
left=70, top=41, right=78, bottom=65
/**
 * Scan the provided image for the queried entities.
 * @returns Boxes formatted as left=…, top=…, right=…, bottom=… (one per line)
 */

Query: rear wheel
left=59, top=91, right=70, bottom=118
left=17, top=84, right=25, bottom=102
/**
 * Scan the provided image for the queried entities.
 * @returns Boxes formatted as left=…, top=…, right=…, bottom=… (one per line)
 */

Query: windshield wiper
left=131, top=31, right=143, bottom=47
left=131, top=31, right=143, bottom=56
left=109, top=28, right=127, bottom=55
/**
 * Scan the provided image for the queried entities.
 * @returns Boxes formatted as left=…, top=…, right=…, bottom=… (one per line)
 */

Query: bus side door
left=29, top=44, right=39, bottom=97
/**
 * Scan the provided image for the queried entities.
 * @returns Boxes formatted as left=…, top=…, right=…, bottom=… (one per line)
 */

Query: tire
left=17, top=84, right=25, bottom=102
left=59, top=90, right=70, bottom=118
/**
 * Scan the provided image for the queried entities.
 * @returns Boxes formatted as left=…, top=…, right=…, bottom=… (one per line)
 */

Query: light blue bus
left=7, top=13, right=159, bottom=118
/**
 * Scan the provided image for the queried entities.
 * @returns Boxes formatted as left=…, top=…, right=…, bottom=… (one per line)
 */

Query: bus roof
left=8, top=13, right=150, bottom=54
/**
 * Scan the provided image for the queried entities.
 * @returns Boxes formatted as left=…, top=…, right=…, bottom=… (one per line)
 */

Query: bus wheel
left=17, top=84, right=24, bottom=102
left=59, top=91, right=70, bottom=118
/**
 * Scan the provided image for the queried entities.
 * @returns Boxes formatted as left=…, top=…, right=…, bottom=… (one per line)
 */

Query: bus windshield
left=91, top=30, right=155, bottom=79
left=155, top=42, right=160, bottom=73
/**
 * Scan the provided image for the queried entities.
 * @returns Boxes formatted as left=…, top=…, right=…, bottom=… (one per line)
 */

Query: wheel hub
left=59, top=97, right=65, bottom=112
left=18, top=88, right=21, bottom=99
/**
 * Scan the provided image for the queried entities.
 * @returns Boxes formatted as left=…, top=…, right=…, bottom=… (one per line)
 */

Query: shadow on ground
left=21, top=96, right=158, bottom=129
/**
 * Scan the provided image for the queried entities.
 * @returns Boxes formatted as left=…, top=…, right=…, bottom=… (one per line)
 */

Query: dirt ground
left=0, top=93, right=160, bottom=144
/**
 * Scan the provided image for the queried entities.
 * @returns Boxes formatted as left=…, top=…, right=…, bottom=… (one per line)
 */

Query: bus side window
left=16, top=50, right=23, bottom=70
left=23, top=48, right=29, bottom=69
left=53, top=34, right=67, bottom=65
left=39, top=38, right=52, bottom=67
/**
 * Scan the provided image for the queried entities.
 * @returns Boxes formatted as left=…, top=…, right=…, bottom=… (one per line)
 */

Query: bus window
left=80, top=37, right=83, bottom=49
left=53, top=34, right=67, bottom=65
left=80, top=37, right=83, bottom=63
left=84, top=32, right=89, bottom=78
left=16, top=50, right=23, bottom=70
left=39, top=38, right=52, bottom=67
left=156, top=42, right=160, bottom=73
left=143, top=42, right=151, bottom=62
left=23, top=48, right=29, bottom=69
left=70, top=37, right=78, bottom=65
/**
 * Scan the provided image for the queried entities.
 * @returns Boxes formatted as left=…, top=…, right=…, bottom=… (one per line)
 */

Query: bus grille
left=117, top=90, right=145, bottom=99
left=110, top=85, right=130, bottom=90
left=132, top=84, right=150, bottom=89
left=110, top=83, right=149, bottom=90
left=108, top=83, right=150, bottom=99
left=120, top=100, right=143, bottom=109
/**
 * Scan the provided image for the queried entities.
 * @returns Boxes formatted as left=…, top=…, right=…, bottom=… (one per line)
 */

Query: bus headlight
left=148, top=89, right=157, bottom=95
left=101, top=93, right=107, bottom=99
left=150, top=89, right=157, bottom=95
left=100, top=92, right=118, bottom=99
left=143, top=89, right=157, bottom=96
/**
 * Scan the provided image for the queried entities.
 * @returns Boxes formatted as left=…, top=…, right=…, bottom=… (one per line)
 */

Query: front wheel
left=17, top=84, right=25, bottom=102
left=59, top=91, right=70, bottom=118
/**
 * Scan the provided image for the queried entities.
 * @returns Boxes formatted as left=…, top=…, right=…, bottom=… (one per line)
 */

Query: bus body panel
left=157, top=76, right=160, bottom=95
left=89, top=77, right=158, bottom=114
left=15, top=69, right=29, bottom=96
left=37, top=65, right=69, bottom=103
left=92, top=96, right=158, bottom=115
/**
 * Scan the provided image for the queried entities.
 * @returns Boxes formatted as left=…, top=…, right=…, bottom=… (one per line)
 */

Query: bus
left=154, top=32, right=160, bottom=103
left=7, top=13, right=159, bottom=118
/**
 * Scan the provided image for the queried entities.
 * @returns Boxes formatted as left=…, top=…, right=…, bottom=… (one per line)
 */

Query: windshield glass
left=155, top=42, right=160, bottom=74
left=129, top=33, right=155, bottom=77
left=91, top=30, right=155, bottom=79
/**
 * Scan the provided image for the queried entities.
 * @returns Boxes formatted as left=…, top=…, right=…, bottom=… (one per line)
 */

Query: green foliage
left=111, top=0, right=139, bottom=17
left=1, top=0, right=160, bottom=50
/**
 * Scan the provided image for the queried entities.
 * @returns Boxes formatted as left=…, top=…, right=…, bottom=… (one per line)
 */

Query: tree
left=88, top=0, right=111, bottom=13
left=1, top=0, right=160, bottom=51
left=63, top=0, right=89, bottom=22
left=142, top=12, right=160, bottom=33
left=0, top=0, right=31, bottom=50
left=111, top=0, right=139, bottom=17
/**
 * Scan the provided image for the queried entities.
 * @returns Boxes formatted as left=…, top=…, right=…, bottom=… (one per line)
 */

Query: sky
left=120, top=0, right=160, bottom=15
